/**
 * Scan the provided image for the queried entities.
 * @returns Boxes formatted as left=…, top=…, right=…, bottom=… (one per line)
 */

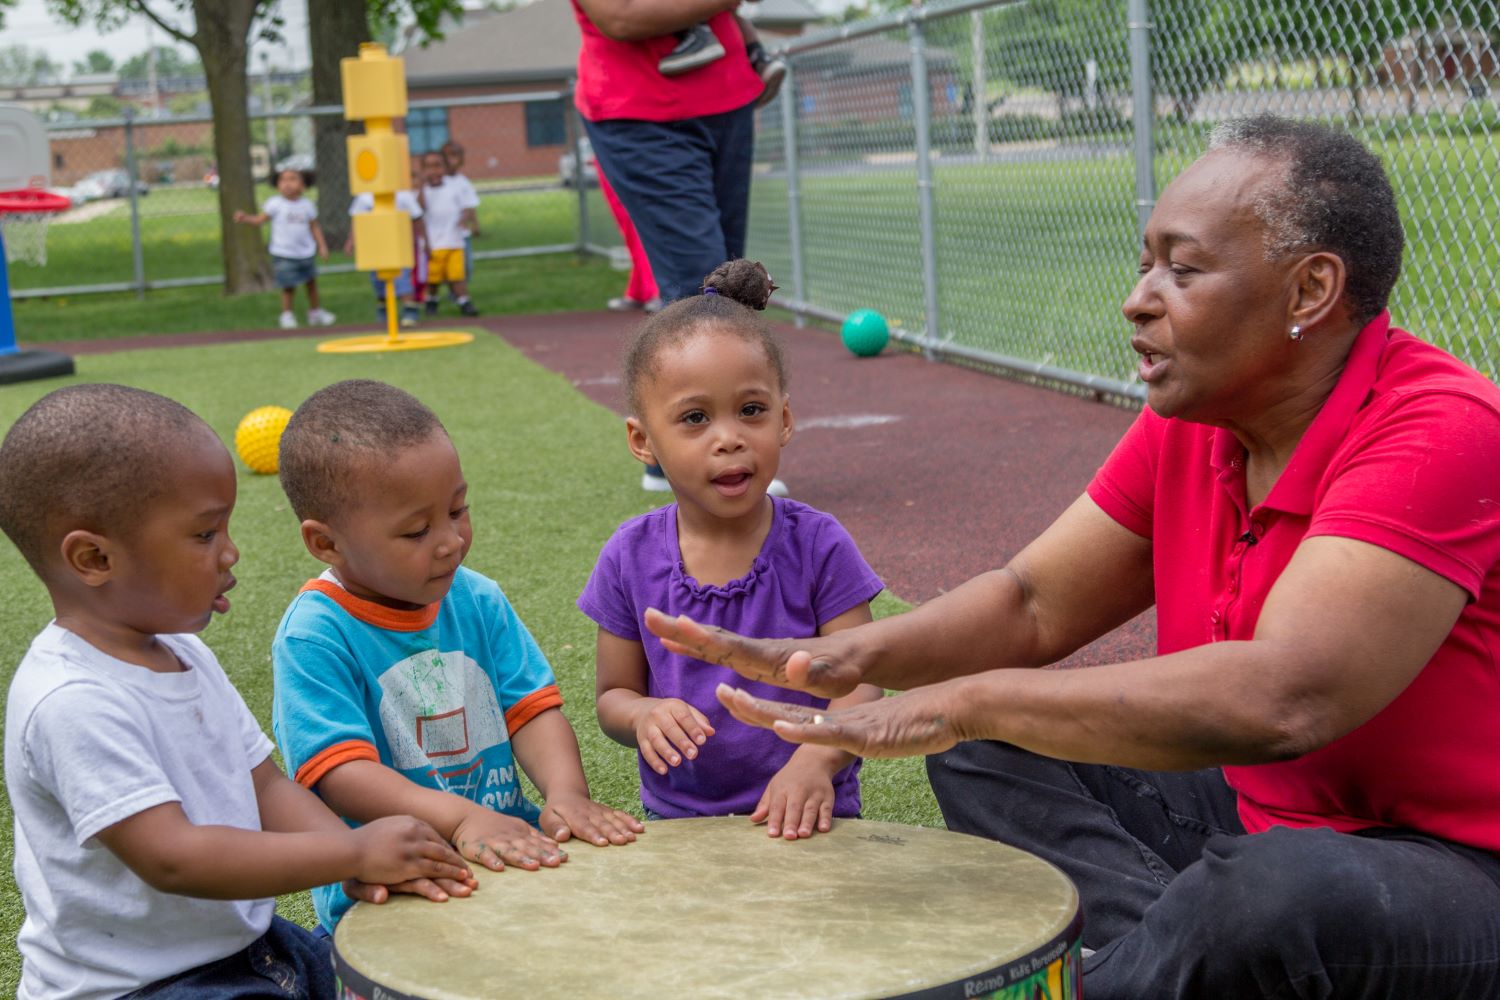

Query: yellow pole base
left=316, top=331, right=476, bottom=354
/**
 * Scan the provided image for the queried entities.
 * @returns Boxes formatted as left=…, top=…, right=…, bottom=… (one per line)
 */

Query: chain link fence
left=750, top=0, right=1500, bottom=399
left=12, top=90, right=588, bottom=299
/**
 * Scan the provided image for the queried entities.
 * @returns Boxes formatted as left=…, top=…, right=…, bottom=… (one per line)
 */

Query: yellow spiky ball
left=234, top=405, right=293, bottom=475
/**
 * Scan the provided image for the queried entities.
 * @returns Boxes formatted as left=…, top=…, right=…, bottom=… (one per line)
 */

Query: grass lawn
left=0, top=333, right=936, bottom=993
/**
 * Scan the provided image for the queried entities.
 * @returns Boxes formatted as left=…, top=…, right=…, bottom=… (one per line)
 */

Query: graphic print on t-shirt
left=376, top=649, right=521, bottom=807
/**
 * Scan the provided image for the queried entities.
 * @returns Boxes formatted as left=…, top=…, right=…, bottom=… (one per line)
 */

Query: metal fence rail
left=749, top=0, right=1500, bottom=398
left=15, top=89, right=593, bottom=303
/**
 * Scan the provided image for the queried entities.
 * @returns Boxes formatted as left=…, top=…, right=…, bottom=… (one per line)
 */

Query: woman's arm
left=719, top=534, right=1466, bottom=771
left=575, top=0, right=742, bottom=41
left=647, top=494, right=1156, bottom=697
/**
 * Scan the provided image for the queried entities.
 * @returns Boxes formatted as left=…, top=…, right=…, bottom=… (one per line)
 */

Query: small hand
left=451, top=810, right=567, bottom=873
left=319, top=247, right=329, bottom=262
left=539, top=792, right=644, bottom=847
left=752, top=754, right=837, bottom=840
left=644, top=608, right=861, bottom=698
left=348, top=815, right=473, bottom=886
left=341, top=874, right=478, bottom=905
left=232, top=209, right=248, bottom=223
left=634, top=697, right=715, bottom=776
left=715, top=683, right=961, bottom=758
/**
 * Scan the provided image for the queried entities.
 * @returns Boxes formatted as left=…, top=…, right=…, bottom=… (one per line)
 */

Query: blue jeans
left=582, top=103, right=755, bottom=305
left=121, top=916, right=334, bottom=999
left=927, top=740, right=1500, bottom=999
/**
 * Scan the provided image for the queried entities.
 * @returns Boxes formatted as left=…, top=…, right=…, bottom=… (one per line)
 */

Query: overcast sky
left=5, top=0, right=312, bottom=73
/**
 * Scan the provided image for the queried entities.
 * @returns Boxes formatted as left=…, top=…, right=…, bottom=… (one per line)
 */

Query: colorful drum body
left=334, top=817, right=1081, bottom=999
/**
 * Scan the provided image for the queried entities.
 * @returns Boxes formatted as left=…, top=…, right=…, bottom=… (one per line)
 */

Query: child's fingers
left=818, top=798, right=835, bottom=833
left=341, top=879, right=389, bottom=905
left=656, top=713, right=703, bottom=761
left=764, top=789, right=788, bottom=838
left=794, top=797, right=822, bottom=840
left=644, top=724, right=689, bottom=769
left=461, top=839, right=506, bottom=872
left=638, top=735, right=671, bottom=775
left=779, top=789, right=811, bottom=840
left=749, top=787, right=773, bottom=824
left=387, top=877, right=453, bottom=902
left=677, top=702, right=716, bottom=743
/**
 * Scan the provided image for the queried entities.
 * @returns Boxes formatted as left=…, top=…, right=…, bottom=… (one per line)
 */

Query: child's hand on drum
left=347, top=815, right=476, bottom=893
left=539, top=792, right=644, bottom=847
left=634, top=697, right=716, bottom=775
left=451, top=809, right=568, bottom=873
left=751, top=749, right=840, bottom=840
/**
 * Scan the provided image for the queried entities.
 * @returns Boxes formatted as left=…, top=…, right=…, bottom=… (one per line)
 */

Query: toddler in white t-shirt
left=419, top=151, right=480, bottom=317
left=233, top=168, right=334, bottom=329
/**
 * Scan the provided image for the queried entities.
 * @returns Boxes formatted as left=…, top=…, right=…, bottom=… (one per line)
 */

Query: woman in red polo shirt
left=643, top=115, right=1500, bottom=999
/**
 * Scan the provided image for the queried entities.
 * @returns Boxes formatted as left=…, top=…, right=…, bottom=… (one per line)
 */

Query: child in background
left=0, top=384, right=472, bottom=1000
left=440, top=140, right=482, bottom=283
left=233, top=168, right=335, bottom=329
left=347, top=188, right=425, bottom=328
left=273, top=379, right=642, bottom=932
left=578, top=259, right=885, bottom=838
left=418, top=152, right=479, bottom=317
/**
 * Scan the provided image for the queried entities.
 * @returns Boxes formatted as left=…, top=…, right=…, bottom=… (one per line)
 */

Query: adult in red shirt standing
left=643, top=116, right=1500, bottom=999
left=571, top=0, right=788, bottom=495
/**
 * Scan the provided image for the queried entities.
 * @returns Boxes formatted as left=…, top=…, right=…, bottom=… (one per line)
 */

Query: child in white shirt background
left=233, top=168, right=334, bottom=330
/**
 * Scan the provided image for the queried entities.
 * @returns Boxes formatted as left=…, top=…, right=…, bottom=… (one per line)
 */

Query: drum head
left=334, top=817, right=1081, bottom=999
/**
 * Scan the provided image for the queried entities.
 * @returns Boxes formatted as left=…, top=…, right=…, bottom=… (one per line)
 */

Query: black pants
left=927, top=741, right=1500, bottom=999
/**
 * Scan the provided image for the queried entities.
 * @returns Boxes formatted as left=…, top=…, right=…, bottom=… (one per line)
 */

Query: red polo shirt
left=570, top=2, right=762, bottom=122
left=1088, top=312, right=1500, bottom=853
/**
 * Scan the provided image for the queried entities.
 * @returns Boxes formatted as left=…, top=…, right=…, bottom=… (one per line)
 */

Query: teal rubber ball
left=841, top=309, right=890, bottom=357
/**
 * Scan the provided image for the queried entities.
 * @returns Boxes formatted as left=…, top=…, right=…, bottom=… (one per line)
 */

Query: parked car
left=558, top=138, right=599, bottom=188
left=73, top=168, right=149, bottom=202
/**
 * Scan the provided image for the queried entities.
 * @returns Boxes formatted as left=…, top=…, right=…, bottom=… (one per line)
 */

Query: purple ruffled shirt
left=578, top=498, right=884, bottom=818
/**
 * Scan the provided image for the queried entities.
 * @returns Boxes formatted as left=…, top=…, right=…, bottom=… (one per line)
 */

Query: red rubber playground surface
left=50, top=310, right=1156, bottom=667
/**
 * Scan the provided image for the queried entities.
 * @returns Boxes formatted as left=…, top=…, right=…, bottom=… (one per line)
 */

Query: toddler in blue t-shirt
left=578, top=258, right=885, bottom=838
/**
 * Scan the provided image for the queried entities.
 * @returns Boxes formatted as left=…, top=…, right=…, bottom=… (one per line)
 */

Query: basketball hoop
left=0, top=189, right=71, bottom=268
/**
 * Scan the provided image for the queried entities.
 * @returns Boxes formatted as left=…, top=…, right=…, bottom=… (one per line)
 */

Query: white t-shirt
left=448, top=172, right=479, bottom=236
left=420, top=177, right=470, bottom=251
left=5, top=624, right=277, bottom=1000
left=262, top=194, right=318, bottom=259
left=348, top=190, right=423, bottom=219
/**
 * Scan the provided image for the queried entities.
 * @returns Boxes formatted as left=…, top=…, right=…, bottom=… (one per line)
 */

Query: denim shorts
left=120, top=916, right=334, bottom=999
left=271, top=255, right=317, bottom=289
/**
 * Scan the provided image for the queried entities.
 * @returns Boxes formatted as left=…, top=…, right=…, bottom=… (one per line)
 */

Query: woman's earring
left=1289, top=324, right=1304, bottom=342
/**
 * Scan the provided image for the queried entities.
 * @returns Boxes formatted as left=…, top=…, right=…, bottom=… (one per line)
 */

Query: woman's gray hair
left=1208, top=115, right=1404, bottom=325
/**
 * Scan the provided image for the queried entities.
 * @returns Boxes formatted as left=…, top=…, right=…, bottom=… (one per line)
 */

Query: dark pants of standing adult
left=584, top=103, right=756, bottom=481
left=927, top=740, right=1500, bottom=999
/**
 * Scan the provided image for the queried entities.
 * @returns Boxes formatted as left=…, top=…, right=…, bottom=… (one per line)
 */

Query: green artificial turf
left=0, top=333, right=937, bottom=991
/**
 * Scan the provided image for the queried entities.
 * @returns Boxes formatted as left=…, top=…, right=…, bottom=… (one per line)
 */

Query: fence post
left=779, top=64, right=806, bottom=329
left=568, top=98, right=588, bottom=257
left=971, top=10, right=987, bottom=161
left=909, top=15, right=940, bottom=360
left=1128, top=0, right=1155, bottom=240
left=124, top=108, right=146, bottom=299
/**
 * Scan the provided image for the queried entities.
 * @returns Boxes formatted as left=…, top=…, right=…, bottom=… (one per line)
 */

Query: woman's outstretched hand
left=713, top=683, right=962, bottom=759
left=644, top=607, right=863, bottom=698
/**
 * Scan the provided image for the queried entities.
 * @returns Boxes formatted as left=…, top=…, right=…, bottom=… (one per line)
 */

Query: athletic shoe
left=308, top=308, right=336, bottom=327
left=400, top=305, right=420, bottom=327
left=755, top=58, right=788, bottom=108
left=768, top=478, right=790, bottom=498
left=644, top=297, right=664, bottom=313
left=278, top=310, right=297, bottom=329
left=641, top=470, right=673, bottom=493
left=459, top=300, right=479, bottom=317
left=425, top=298, right=439, bottom=316
left=659, top=24, right=725, bottom=76
left=608, top=296, right=647, bottom=312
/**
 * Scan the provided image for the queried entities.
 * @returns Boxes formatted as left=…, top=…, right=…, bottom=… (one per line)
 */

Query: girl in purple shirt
left=578, top=259, right=885, bottom=839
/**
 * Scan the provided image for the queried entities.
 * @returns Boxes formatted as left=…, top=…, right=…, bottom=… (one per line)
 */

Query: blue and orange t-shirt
left=271, top=566, right=561, bottom=929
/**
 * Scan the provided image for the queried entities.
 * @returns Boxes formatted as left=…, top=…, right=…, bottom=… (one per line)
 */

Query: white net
left=0, top=211, right=54, bottom=267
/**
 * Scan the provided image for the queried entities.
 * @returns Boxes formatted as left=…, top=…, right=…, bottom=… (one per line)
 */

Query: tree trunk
left=196, top=0, right=274, bottom=294
left=309, top=0, right=372, bottom=253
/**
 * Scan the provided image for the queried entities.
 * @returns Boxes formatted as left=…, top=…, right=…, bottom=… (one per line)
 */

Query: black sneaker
left=425, top=298, right=439, bottom=316
left=659, top=24, right=724, bottom=77
left=459, top=300, right=479, bottom=317
left=755, top=57, right=787, bottom=108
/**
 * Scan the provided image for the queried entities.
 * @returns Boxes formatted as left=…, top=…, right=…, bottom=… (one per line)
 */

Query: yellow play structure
left=317, top=43, right=473, bottom=354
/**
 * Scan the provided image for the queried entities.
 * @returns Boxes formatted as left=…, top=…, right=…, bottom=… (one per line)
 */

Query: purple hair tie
left=702, top=286, right=719, bottom=296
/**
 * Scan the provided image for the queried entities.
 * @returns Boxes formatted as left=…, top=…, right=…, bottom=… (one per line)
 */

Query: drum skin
left=334, top=817, right=1082, bottom=1000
